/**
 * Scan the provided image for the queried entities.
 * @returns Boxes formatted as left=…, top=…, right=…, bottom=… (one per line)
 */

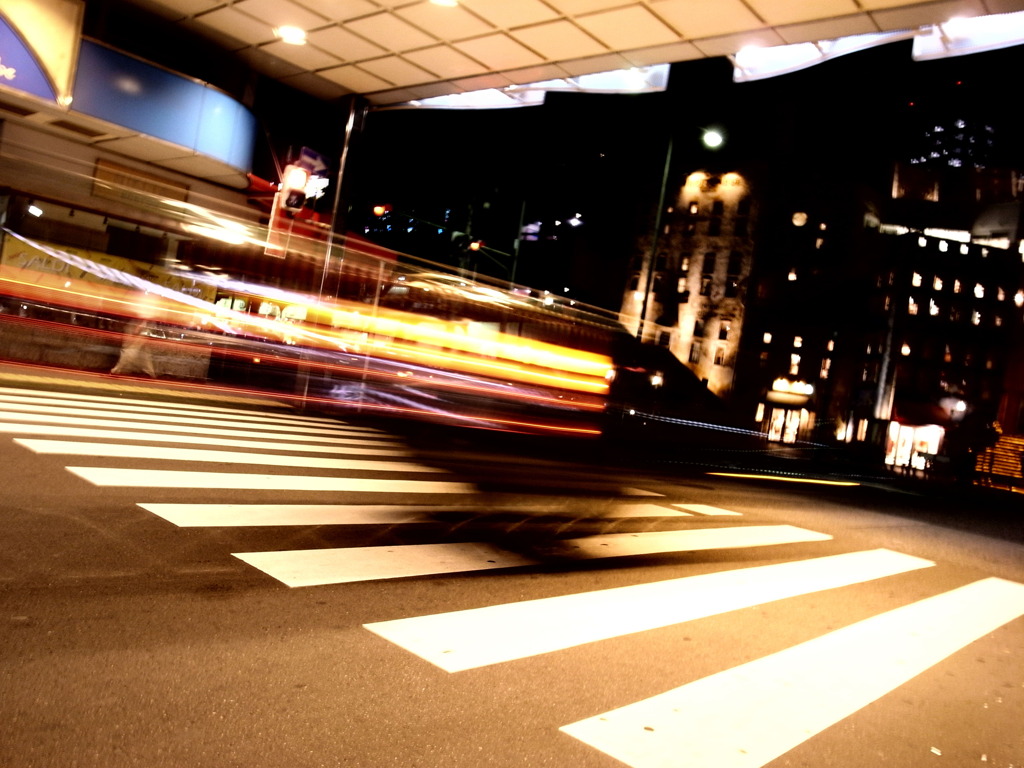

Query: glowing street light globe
left=702, top=129, right=725, bottom=149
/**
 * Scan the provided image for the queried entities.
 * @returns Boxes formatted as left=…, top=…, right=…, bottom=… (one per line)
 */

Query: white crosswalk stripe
left=235, top=526, right=831, bottom=587
left=560, top=577, right=1024, bottom=768
left=364, top=549, right=933, bottom=672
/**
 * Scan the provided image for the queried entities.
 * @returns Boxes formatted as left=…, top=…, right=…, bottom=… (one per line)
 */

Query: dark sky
left=344, top=40, right=1024, bottom=307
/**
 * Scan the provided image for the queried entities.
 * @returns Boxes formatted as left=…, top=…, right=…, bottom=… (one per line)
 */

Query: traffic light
left=280, top=164, right=310, bottom=211
left=372, top=204, right=392, bottom=216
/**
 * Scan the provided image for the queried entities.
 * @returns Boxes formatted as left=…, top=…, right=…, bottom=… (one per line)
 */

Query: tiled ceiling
left=127, top=0, right=1024, bottom=105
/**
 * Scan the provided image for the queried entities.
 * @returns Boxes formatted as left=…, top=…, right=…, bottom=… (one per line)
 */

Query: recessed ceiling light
left=274, top=26, right=307, bottom=45
left=430, top=0, right=459, bottom=6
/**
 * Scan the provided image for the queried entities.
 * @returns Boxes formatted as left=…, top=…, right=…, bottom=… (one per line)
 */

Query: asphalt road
left=1, top=368, right=1022, bottom=768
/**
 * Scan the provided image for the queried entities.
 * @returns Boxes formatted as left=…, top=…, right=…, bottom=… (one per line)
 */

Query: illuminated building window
left=689, top=202, right=699, bottom=214
left=763, top=332, right=772, bottom=344
left=933, top=276, right=943, bottom=290
left=918, top=237, right=927, bottom=247
left=901, top=343, right=911, bottom=356
left=789, top=353, right=800, bottom=375
left=788, top=269, right=798, bottom=281
left=680, top=256, right=690, bottom=273
left=974, top=283, right=985, bottom=299
left=929, top=299, right=940, bottom=316
left=688, top=342, right=701, bottom=363
left=1016, top=290, right=1024, bottom=307
left=908, top=297, right=919, bottom=315
left=884, top=295, right=892, bottom=310
left=912, top=272, right=923, bottom=287
left=995, top=315, right=1003, bottom=327
left=827, top=340, right=835, bottom=352
left=944, top=345, right=952, bottom=362
left=755, top=402, right=765, bottom=422
left=953, top=279, right=962, bottom=293
left=819, top=222, right=827, bottom=231
left=677, top=276, right=688, bottom=292
left=960, top=244, right=969, bottom=255
left=820, top=358, right=831, bottom=379
left=997, top=287, right=1006, bottom=301
left=793, top=335, right=803, bottom=348
left=815, top=238, right=824, bottom=249
left=939, top=240, right=949, bottom=252
left=972, top=311, right=981, bottom=325
left=856, top=420, right=868, bottom=442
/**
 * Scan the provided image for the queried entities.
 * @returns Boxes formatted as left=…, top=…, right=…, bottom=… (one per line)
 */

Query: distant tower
left=620, top=170, right=755, bottom=398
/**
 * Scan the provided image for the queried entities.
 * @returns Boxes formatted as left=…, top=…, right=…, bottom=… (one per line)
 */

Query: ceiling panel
left=510, top=20, right=608, bottom=60
left=745, top=0, right=862, bottom=26
left=459, top=0, right=560, bottom=28
left=454, top=33, right=546, bottom=70
left=394, top=3, right=496, bottom=38
left=119, top=0, right=1024, bottom=108
left=577, top=6, right=682, bottom=49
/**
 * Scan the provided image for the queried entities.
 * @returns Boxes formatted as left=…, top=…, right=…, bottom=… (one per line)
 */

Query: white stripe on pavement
left=364, top=549, right=931, bottom=672
left=232, top=525, right=832, bottom=587
left=607, top=504, right=692, bottom=517
left=0, top=401, right=383, bottom=438
left=0, top=412, right=400, bottom=447
left=561, top=577, right=1024, bottom=768
left=65, top=466, right=474, bottom=494
left=139, top=503, right=453, bottom=527
left=235, top=542, right=536, bottom=586
left=0, top=422, right=411, bottom=456
left=0, top=388, right=375, bottom=430
left=674, top=503, right=742, bottom=516
left=15, top=438, right=439, bottom=473
left=547, top=525, right=830, bottom=559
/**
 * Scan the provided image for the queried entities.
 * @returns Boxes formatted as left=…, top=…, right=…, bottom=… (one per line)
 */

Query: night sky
left=344, top=40, right=1024, bottom=309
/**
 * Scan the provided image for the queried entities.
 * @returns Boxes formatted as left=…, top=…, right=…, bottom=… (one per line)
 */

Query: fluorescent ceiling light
left=400, top=64, right=669, bottom=110
left=274, top=26, right=307, bottom=45
left=913, top=11, right=1024, bottom=61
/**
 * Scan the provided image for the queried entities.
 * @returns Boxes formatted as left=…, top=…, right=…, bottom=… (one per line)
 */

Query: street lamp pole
left=636, top=135, right=673, bottom=342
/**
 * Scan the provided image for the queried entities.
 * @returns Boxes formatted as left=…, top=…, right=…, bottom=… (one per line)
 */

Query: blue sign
left=0, top=15, right=56, bottom=101
left=72, top=41, right=257, bottom=172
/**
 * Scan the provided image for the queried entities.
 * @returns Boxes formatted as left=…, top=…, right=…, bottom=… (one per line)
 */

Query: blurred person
left=111, top=319, right=158, bottom=377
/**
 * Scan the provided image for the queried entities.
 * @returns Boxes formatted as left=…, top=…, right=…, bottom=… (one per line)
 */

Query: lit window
left=714, top=346, right=727, bottom=365
left=960, top=244, right=969, bottom=255
left=819, top=222, right=827, bottom=231
left=788, top=269, right=798, bottom=281
left=974, top=283, right=984, bottom=299
left=688, top=342, right=701, bottom=364
left=815, top=238, right=824, bottom=249
left=763, top=332, right=772, bottom=344
left=826, top=340, right=834, bottom=352
left=755, top=403, right=765, bottom=422
left=912, top=272, right=923, bottom=287
left=953, top=279, right=962, bottom=294
left=901, top=343, right=911, bottom=356
left=938, top=240, right=949, bottom=252
left=933, top=276, right=943, bottom=291
left=908, top=297, right=919, bottom=315
left=793, top=336, right=803, bottom=348
left=972, top=311, right=981, bottom=325
left=820, top=358, right=831, bottom=379
left=997, top=287, right=1005, bottom=301
left=929, top=299, right=940, bottom=316
left=689, top=202, right=698, bottom=214
left=789, top=353, right=800, bottom=375
left=1016, top=291, right=1024, bottom=307
left=995, top=315, right=1003, bottom=327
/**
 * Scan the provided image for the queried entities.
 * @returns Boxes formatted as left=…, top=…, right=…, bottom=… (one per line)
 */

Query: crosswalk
left=4, top=385, right=1023, bottom=768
